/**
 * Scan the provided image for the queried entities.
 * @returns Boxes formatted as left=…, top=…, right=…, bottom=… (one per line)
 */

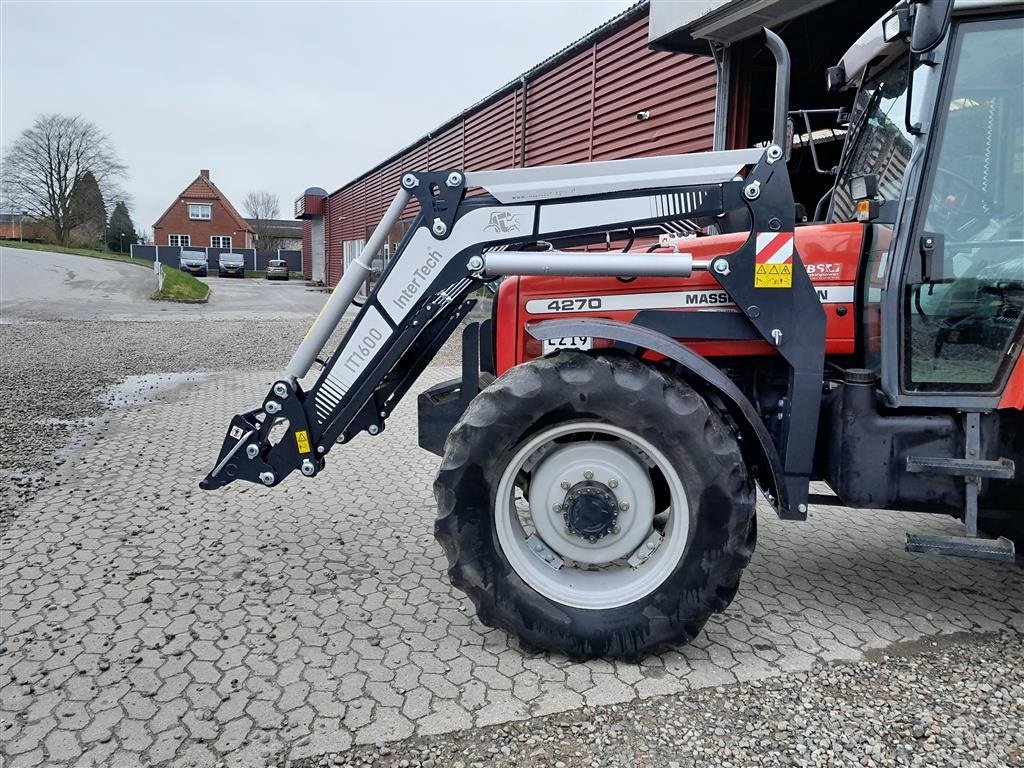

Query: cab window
left=903, top=16, right=1024, bottom=392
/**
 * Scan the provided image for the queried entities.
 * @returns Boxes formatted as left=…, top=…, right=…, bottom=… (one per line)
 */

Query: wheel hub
left=497, top=421, right=692, bottom=610
left=562, top=482, right=618, bottom=541
left=527, top=440, right=655, bottom=566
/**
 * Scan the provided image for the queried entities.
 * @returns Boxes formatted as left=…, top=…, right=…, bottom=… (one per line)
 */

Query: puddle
left=100, top=372, right=210, bottom=408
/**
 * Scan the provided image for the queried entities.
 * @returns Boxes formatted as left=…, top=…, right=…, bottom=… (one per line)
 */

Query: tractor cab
left=813, top=0, right=1024, bottom=557
left=826, top=0, right=1023, bottom=404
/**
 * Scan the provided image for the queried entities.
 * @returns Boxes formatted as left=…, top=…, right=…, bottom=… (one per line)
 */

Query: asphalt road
left=0, top=246, right=331, bottom=321
left=193, top=274, right=331, bottom=321
left=1, top=246, right=153, bottom=320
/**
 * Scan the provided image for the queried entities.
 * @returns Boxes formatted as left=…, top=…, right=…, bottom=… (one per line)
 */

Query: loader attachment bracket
left=200, top=378, right=321, bottom=490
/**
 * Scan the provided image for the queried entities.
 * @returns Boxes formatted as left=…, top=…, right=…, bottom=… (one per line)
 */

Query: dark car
left=179, top=250, right=208, bottom=277
left=218, top=252, right=245, bottom=278
left=265, top=259, right=290, bottom=280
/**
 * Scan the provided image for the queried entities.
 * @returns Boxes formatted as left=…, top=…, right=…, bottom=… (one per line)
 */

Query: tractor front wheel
left=433, top=351, right=756, bottom=659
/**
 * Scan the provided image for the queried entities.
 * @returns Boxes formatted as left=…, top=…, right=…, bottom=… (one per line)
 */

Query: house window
left=211, top=236, right=232, bottom=248
left=188, top=204, right=212, bottom=220
left=169, top=234, right=190, bottom=247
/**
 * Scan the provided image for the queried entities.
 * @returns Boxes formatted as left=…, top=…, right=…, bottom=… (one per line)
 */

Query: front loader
left=202, top=0, right=1023, bottom=658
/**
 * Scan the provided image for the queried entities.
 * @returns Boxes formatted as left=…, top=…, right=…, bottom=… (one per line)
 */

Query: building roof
left=245, top=218, right=303, bottom=238
left=324, top=0, right=651, bottom=198
left=153, top=170, right=254, bottom=233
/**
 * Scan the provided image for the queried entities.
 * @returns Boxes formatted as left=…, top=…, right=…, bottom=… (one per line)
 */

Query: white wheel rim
left=494, top=421, right=691, bottom=610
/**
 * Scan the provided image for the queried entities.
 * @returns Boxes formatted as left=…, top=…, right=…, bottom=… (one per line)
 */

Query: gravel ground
left=292, top=632, right=1024, bottom=768
left=3, top=311, right=1021, bottom=768
left=0, top=317, right=463, bottom=533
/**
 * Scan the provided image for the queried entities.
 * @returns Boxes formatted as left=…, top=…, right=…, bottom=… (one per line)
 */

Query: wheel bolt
left=583, top=470, right=594, bottom=480
left=612, top=526, right=620, bottom=535
left=560, top=481, right=570, bottom=490
left=619, top=501, right=630, bottom=512
left=553, top=503, right=562, bottom=512
left=608, top=479, right=618, bottom=488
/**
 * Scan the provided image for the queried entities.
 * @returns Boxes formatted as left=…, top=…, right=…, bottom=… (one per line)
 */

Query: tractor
left=201, top=0, right=1023, bottom=658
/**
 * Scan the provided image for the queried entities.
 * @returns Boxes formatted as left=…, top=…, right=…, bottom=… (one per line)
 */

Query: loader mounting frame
left=200, top=146, right=826, bottom=516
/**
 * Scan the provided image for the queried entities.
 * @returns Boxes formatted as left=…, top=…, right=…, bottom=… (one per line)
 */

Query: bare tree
left=243, top=190, right=281, bottom=249
left=2, top=114, right=127, bottom=245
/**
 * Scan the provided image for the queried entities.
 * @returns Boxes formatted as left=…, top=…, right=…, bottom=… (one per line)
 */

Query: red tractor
left=203, top=0, right=1023, bottom=658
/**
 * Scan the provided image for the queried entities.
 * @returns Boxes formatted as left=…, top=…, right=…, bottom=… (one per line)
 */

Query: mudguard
left=526, top=318, right=796, bottom=519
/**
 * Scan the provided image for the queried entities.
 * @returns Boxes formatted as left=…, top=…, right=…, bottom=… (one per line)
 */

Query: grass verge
left=154, top=267, right=210, bottom=302
left=245, top=270, right=304, bottom=280
left=1, top=239, right=209, bottom=303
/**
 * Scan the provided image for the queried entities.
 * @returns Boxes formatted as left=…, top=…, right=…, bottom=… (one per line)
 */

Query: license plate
left=542, top=336, right=592, bottom=353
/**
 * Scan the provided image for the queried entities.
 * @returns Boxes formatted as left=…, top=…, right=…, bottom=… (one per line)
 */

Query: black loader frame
left=201, top=143, right=826, bottom=518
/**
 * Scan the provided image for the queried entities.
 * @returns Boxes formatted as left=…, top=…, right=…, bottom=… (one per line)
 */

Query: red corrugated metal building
left=296, top=0, right=893, bottom=285
left=297, top=2, right=715, bottom=285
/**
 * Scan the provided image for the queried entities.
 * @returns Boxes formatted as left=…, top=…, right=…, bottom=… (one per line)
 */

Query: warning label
left=294, top=429, right=311, bottom=454
left=754, top=232, right=795, bottom=289
left=755, top=262, right=793, bottom=288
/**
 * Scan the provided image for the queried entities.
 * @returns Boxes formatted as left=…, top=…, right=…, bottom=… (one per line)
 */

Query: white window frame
left=210, top=235, right=232, bottom=248
left=169, top=234, right=191, bottom=247
left=188, top=204, right=212, bottom=220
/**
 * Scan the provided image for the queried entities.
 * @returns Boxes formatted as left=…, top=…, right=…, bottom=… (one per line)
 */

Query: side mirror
left=911, top=0, right=953, bottom=54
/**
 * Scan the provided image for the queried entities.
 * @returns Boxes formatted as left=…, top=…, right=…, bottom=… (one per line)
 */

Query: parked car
left=265, top=259, right=290, bottom=281
left=218, top=252, right=245, bottom=278
left=179, top=250, right=208, bottom=277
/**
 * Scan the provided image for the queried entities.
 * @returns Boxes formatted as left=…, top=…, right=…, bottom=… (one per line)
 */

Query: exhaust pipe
left=762, top=27, right=791, bottom=152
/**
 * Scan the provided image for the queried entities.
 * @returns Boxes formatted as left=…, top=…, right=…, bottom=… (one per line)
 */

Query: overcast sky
left=1, top=0, right=633, bottom=234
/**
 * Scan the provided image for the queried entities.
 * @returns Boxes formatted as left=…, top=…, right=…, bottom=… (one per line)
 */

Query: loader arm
left=199, top=145, right=826, bottom=513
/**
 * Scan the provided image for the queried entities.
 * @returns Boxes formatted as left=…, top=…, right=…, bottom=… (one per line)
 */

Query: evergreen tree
left=106, top=201, right=138, bottom=252
left=68, top=170, right=106, bottom=246
left=106, top=201, right=138, bottom=253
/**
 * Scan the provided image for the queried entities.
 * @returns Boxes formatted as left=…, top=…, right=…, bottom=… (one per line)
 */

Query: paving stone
left=1, top=366, right=1021, bottom=768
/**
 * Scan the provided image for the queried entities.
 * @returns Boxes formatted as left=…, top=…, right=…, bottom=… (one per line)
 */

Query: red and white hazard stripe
left=755, top=232, right=794, bottom=264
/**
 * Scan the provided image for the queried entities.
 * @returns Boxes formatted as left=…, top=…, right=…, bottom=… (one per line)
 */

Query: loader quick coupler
left=199, top=379, right=321, bottom=491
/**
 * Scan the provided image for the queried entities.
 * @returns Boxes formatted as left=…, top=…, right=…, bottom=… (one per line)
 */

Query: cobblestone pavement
left=2, top=367, right=1022, bottom=768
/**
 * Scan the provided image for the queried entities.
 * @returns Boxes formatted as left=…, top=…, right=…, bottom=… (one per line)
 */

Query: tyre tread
left=434, top=351, right=756, bottom=659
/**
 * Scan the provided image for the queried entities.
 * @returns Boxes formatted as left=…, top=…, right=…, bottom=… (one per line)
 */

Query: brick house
left=0, top=213, right=23, bottom=240
left=152, top=169, right=254, bottom=249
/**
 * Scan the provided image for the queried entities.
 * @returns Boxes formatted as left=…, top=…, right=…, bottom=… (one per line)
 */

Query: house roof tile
left=153, top=171, right=254, bottom=233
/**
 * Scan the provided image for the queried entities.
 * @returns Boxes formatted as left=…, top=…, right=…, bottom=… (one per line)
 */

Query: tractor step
left=905, top=532, right=1016, bottom=562
left=905, top=455, right=1015, bottom=479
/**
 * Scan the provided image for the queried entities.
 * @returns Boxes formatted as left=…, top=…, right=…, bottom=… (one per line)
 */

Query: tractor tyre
left=434, top=350, right=756, bottom=659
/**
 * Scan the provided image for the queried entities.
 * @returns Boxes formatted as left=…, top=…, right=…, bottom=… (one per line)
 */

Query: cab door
left=897, top=14, right=1024, bottom=403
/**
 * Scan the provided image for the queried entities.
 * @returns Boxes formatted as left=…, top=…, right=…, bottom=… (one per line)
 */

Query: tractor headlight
left=850, top=174, right=878, bottom=202
left=851, top=174, right=880, bottom=223
left=883, top=9, right=911, bottom=43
